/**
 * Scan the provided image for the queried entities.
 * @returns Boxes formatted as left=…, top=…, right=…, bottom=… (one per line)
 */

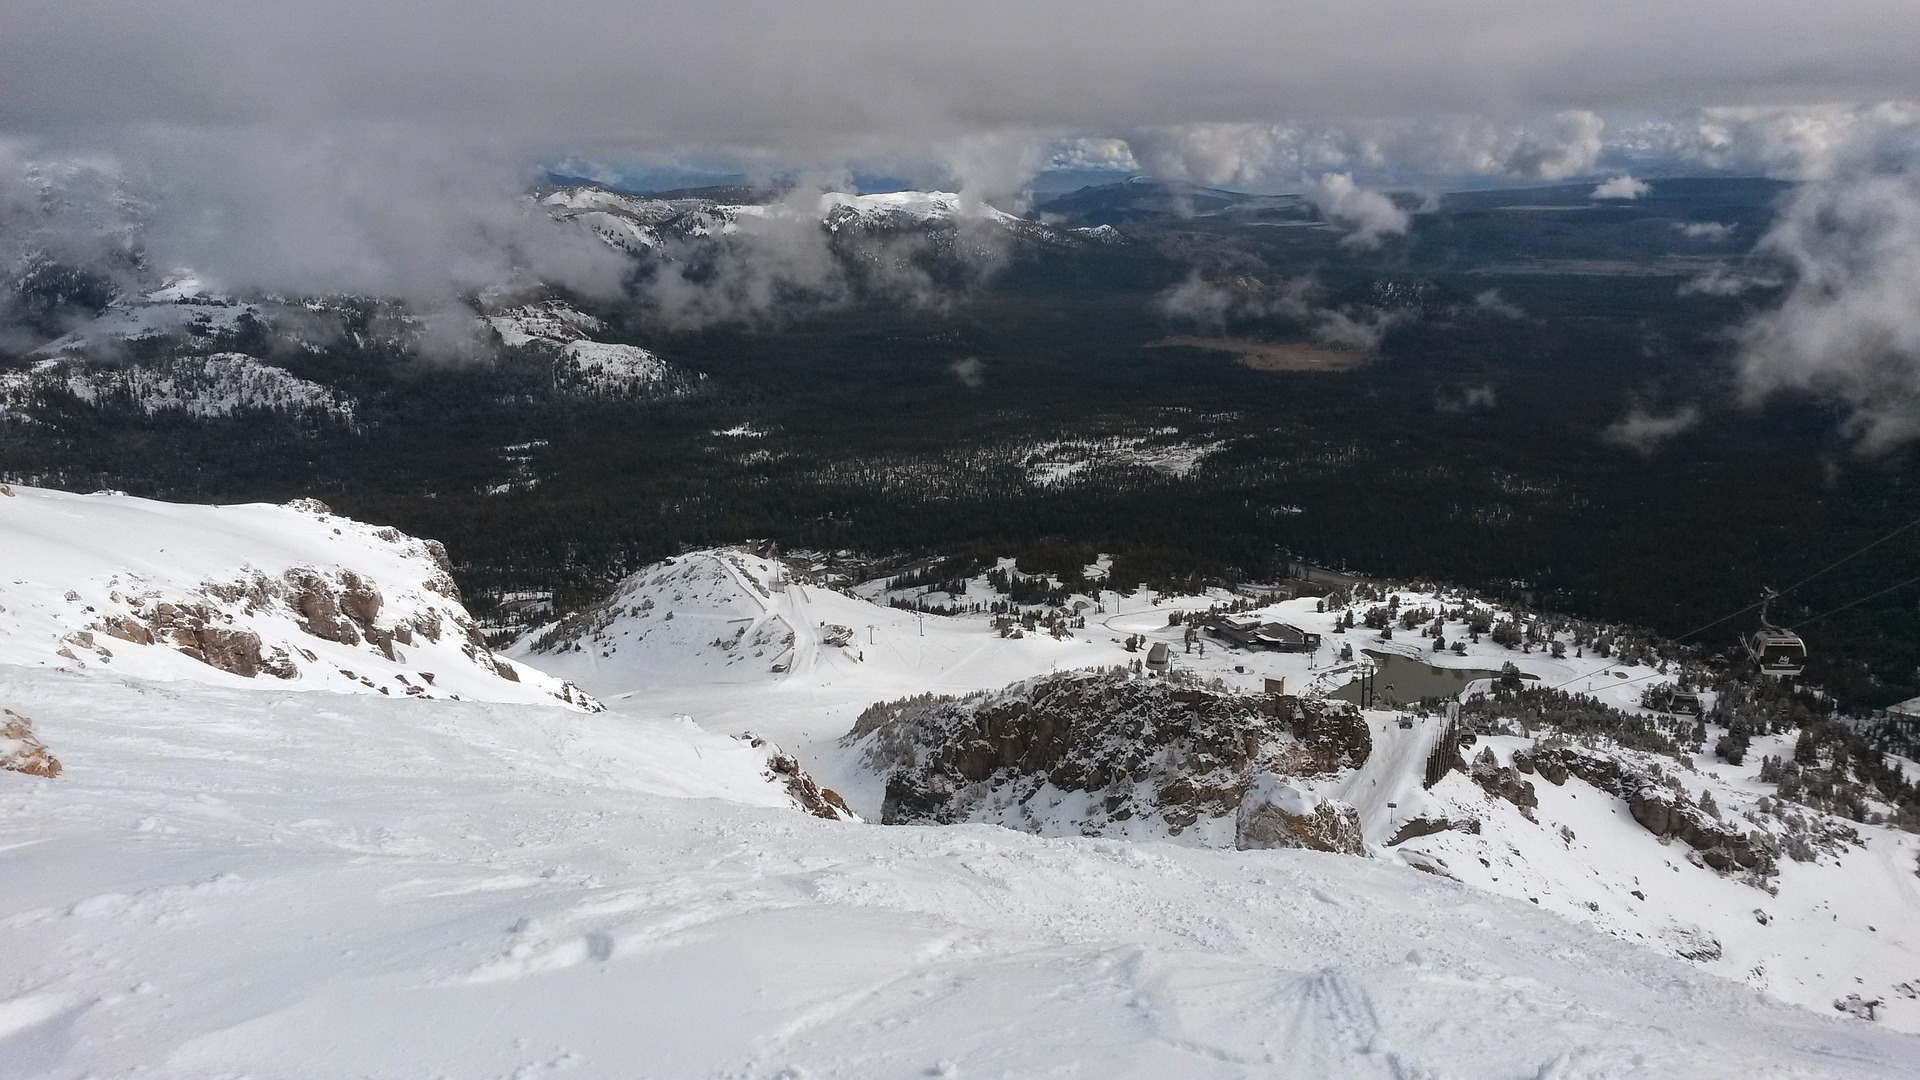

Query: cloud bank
left=1303, top=173, right=1410, bottom=249
left=1603, top=406, right=1700, bottom=454
left=1734, top=176, right=1920, bottom=453
left=1591, top=174, right=1650, bottom=199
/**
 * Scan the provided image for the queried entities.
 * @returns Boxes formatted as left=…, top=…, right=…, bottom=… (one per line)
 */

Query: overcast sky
left=6, top=1, right=1920, bottom=158
left=6, top=1, right=1920, bottom=447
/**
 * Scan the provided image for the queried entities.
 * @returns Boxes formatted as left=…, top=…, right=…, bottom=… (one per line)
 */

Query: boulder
left=0, top=709, right=60, bottom=778
left=1470, top=749, right=1537, bottom=811
left=1235, top=776, right=1365, bottom=855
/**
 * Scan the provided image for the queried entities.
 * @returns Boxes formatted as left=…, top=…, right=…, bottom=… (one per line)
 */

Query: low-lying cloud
left=136, top=127, right=630, bottom=305
left=1591, top=174, right=1650, bottom=200
left=1733, top=175, right=1920, bottom=453
left=1303, top=173, right=1410, bottom=249
left=1603, top=405, right=1700, bottom=453
left=1152, top=272, right=1404, bottom=352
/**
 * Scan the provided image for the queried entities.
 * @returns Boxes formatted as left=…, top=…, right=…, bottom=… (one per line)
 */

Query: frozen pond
left=1330, top=648, right=1535, bottom=707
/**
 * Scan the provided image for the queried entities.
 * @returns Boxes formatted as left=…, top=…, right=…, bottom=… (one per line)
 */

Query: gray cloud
left=1677, top=221, right=1737, bottom=241
left=8, top=3, right=1919, bottom=139
left=1303, top=173, right=1410, bottom=249
left=1603, top=405, right=1700, bottom=453
left=133, top=127, right=629, bottom=304
left=1473, top=289, right=1525, bottom=319
left=1590, top=174, right=1650, bottom=199
left=1152, top=272, right=1405, bottom=352
left=8, top=2, right=1920, bottom=328
left=1734, top=176, right=1920, bottom=453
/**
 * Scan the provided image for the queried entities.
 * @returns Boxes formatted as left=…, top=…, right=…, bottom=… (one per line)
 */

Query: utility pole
left=867, top=624, right=875, bottom=645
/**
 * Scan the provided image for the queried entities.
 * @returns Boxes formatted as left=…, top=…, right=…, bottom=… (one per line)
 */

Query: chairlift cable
left=1668, top=513, right=1920, bottom=643
left=1787, top=572, right=1920, bottom=632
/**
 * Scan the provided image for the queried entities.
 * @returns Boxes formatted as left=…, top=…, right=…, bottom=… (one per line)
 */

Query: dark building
left=1202, top=615, right=1321, bottom=653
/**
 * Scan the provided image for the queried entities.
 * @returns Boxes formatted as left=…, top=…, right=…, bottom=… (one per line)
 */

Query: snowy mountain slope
left=1393, top=732, right=1920, bottom=1029
left=27, top=296, right=257, bottom=358
left=522, top=551, right=1920, bottom=1031
left=0, top=485, right=594, bottom=710
left=1, top=353, right=354, bottom=425
left=512, top=548, right=1115, bottom=697
left=485, top=301, right=681, bottom=396
left=0, top=660, right=1912, bottom=1078
left=541, top=183, right=1083, bottom=254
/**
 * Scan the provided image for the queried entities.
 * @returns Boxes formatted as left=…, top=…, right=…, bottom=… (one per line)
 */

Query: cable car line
left=1788, top=572, right=1920, bottom=633
left=1667, top=513, right=1920, bottom=644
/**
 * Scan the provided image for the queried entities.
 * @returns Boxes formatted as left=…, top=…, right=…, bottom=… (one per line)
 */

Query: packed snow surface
left=2, top=662, right=1914, bottom=1078
left=2, top=521, right=1917, bottom=1073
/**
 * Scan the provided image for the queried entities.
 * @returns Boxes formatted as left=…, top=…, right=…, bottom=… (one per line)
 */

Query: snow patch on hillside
left=31, top=298, right=257, bottom=357
left=485, top=301, right=682, bottom=396
left=1024, top=432, right=1219, bottom=485
left=560, top=340, right=671, bottom=394
left=1, top=354, right=353, bottom=425
left=0, top=485, right=594, bottom=709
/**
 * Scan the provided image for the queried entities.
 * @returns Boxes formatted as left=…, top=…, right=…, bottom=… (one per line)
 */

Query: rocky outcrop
left=1627, top=782, right=1773, bottom=874
left=97, top=601, right=284, bottom=679
left=1235, top=776, right=1365, bottom=854
left=1470, top=747, right=1537, bottom=813
left=285, top=570, right=362, bottom=645
left=1388, top=813, right=1481, bottom=846
left=1508, top=739, right=1775, bottom=877
left=853, top=671, right=1366, bottom=840
left=0, top=709, right=60, bottom=777
left=741, top=734, right=858, bottom=821
left=1512, top=742, right=1625, bottom=791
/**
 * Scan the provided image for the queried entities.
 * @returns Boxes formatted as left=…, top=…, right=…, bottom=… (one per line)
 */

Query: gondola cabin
left=1746, top=627, right=1806, bottom=680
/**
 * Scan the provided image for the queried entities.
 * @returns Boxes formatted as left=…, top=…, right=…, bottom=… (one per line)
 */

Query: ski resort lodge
left=1201, top=614, right=1321, bottom=652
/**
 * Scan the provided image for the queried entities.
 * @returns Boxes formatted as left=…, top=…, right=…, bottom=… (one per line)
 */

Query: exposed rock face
left=1512, top=742, right=1624, bottom=791
left=1663, top=925, right=1724, bottom=963
left=1470, top=747, right=1538, bottom=813
left=0, top=709, right=60, bottom=777
left=1388, top=813, right=1481, bottom=846
left=741, top=734, right=858, bottom=821
left=1507, top=739, right=1774, bottom=877
left=1235, top=776, right=1365, bottom=854
left=850, top=670, right=1367, bottom=840
left=286, top=570, right=362, bottom=645
left=1627, top=783, right=1772, bottom=874
left=98, top=601, right=276, bottom=679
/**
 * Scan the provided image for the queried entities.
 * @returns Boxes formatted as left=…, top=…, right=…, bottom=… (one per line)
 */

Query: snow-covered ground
left=485, top=301, right=679, bottom=395
left=516, top=549, right=1920, bottom=1031
left=4, top=511, right=1919, bottom=1073
left=1, top=353, right=353, bottom=425
left=0, top=486, right=590, bottom=709
left=27, top=297, right=257, bottom=358
left=2, top=661, right=1915, bottom=1078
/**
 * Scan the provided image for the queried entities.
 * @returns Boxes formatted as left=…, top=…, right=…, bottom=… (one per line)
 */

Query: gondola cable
left=1788, top=572, right=1920, bottom=632
left=1540, top=518, right=1920, bottom=692
left=1664, top=513, right=1920, bottom=645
